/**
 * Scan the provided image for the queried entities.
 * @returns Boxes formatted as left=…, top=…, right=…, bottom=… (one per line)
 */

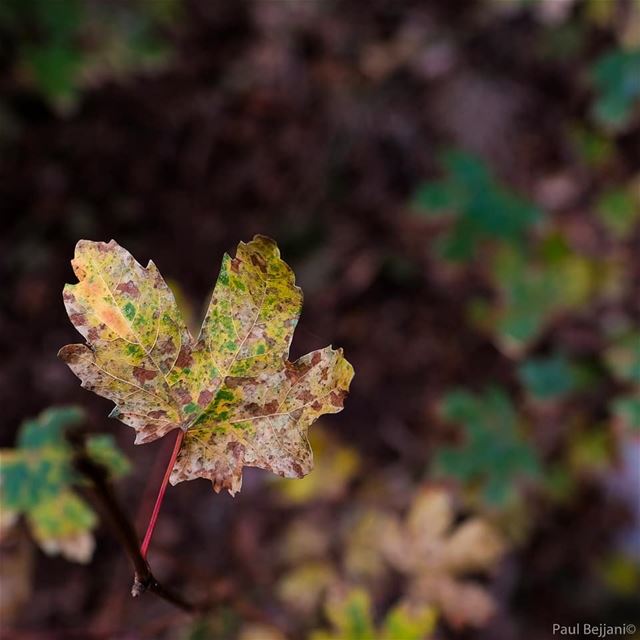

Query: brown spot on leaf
left=298, top=389, right=314, bottom=403
left=226, top=441, right=245, bottom=459
left=116, top=280, right=140, bottom=298
left=263, top=400, right=279, bottom=413
left=225, top=376, right=252, bottom=388
left=250, top=254, right=267, bottom=272
left=175, top=346, right=193, bottom=368
left=198, top=390, right=214, bottom=407
left=245, top=402, right=261, bottom=415
left=133, top=367, right=157, bottom=384
left=149, top=410, right=168, bottom=419
left=157, top=336, right=176, bottom=355
left=70, top=313, right=86, bottom=326
left=174, top=385, right=192, bottom=405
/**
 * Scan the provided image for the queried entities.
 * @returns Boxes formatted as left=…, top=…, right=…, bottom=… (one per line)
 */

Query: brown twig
left=66, top=431, right=286, bottom=632
left=67, top=431, right=198, bottom=613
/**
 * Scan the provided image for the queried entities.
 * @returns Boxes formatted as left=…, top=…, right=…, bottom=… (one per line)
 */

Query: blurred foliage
left=412, top=150, right=541, bottom=262
left=0, top=0, right=177, bottom=108
left=434, top=388, right=540, bottom=506
left=0, top=407, right=129, bottom=562
left=378, top=487, right=506, bottom=629
left=471, top=235, right=620, bottom=353
left=591, top=48, right=640, bottom=130
left=518, top=353, right=588, bottom=401
left=605, top=330, right=640, bottom=433
left=570, top=125, right=616, bottom=168
left=273, top=429, right=360, bottom=505
left=309, top=588, right=437, bottom=640
left=596, top=181, right=640, bottom=238
left=2, top=0, right=640, bottom=635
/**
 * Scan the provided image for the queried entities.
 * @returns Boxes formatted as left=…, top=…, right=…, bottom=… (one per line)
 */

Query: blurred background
left=0, top=0, right=639, bottom=638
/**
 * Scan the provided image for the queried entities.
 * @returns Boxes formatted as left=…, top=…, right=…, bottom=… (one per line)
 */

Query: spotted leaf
left=59, top=236, right=354, bottom=495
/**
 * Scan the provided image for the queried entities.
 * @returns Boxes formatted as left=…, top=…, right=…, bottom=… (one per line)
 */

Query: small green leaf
left=0, top=407, right=129, bottom=562
left=605, top=331, right=640, bottom=383
left=612, top=395, right=640, bottom=432
left=518, top=354, right=580, bottom=400
left=311, top=589, right=376, bottom=640
left=434, top=387, right=540, bottom=506
left=596, top=188, right=640, bottom=238
left=381, top=603, right=438, bottom=640
left=412, top=150, right=542, bottom=262
left=591, top=48, right=640, bottom=130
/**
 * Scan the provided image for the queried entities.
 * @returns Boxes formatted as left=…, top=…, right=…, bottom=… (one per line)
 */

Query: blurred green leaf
left=568, top=427, right=614, bottom=472
left=313, top=589, right=376, bottom=640
left=0, top=407, right=129, bottom=562
left=381, top=603, right=438, bottom=640
left=605, top=331, right=640, bottom=383
left=434, top=387, right=540, bottom=506
left=605, top=331, right=640, bottom=433
left=596, top=188, right=640, bottom=238
left=612, top=395, right=640, bottom=432
left=478, top=239, right=603, bottom=352
left=518, top=354, right=582, bottom=400
left=569, top=126, right=615, bottom=168
left=412, top=150, right=542, bottom=262
left=310, top=588, right=436, bottom=640
left=0, top=0, right=176, bottom=107
left=591, top=48, right=640, bottom=129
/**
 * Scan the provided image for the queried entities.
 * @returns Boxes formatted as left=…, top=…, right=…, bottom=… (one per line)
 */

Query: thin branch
left=67, top=431, right=197, bottom=613
left=67, top=430, right=286, bottom=632
left=141, top=429, right=184, bottom=559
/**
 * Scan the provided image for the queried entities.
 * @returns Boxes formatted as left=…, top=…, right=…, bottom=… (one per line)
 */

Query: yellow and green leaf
left=0, top=407, right=129, bottom=563
left=59, top=236, right=354, bottom=495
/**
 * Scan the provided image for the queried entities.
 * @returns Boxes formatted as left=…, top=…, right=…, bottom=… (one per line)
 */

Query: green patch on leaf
left=123, top=302, right=136, bottom=320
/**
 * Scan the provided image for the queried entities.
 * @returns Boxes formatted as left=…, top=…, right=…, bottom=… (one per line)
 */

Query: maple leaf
left=0, top=407, right=129, bottom=563
left=380, top=487, right=506, bottom=629
left=59, top=236, right=354, bottom=495
left=412, top=149, right=541, bottom=262
left=435, top=386, right=540, bottom=506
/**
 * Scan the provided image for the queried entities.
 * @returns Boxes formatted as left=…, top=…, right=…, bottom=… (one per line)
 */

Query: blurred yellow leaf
left=274, top=429, right=360, bottom=504
left=380, top=487, right=506, bottom=629
left=278, top=562, right=337, bottom=615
